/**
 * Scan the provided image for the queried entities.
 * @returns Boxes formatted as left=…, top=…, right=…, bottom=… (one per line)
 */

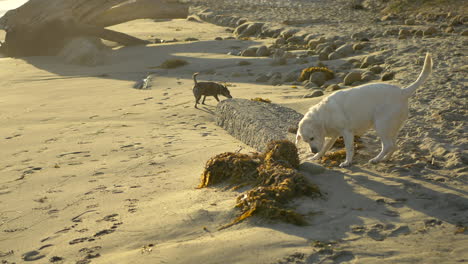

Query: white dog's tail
left=402, top=53, right=433, bottom=98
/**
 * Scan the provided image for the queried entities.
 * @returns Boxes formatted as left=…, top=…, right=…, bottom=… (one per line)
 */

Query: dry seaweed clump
left=159, top=58, right=188, bottom=69
left=298, top=67, right=334, bottom=82
left=198, top=140, right=321, bottom=229
left=251, top=97, right=272, bottom=103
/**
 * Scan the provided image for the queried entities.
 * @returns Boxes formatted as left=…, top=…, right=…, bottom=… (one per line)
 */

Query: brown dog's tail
left=402, top=53, right=432, bottom=98
left=192, top=72, right=199, bottom=85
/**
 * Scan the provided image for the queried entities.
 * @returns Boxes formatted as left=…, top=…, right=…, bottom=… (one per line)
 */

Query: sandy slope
left=0, top=17, right=467, bottom=264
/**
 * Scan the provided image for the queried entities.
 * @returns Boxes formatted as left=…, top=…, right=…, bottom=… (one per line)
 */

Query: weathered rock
left=241, top=47, right=258, bottom=57
left=309, top=72, right=327, bottom=86
left=344, top=72, right=362, bottom=85
left=216, top=99, right=303, bottom=151
left=303, top=90, right=324, bottom=98
left=318, top=52, right=329, bottom=61
left=461, top=30, right=468, bottom=36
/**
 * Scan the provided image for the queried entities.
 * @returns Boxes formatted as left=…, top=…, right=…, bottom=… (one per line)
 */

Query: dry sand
left=1, top=2, right=467, bottom=264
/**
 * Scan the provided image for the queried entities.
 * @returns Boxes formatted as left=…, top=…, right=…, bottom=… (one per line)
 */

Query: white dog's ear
left=295, top=134, right=302, bottom=145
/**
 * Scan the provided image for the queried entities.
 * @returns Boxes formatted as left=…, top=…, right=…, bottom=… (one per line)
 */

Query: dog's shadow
left=252, top=162, right=468, bottom=262
left=195, top=104, right=217, bottom=115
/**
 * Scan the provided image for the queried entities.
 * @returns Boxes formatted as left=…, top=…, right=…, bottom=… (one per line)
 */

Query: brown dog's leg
left=202, top=95, right=207, bottom=104
left=213, top=95, right=220, bottom=102
left=195, top=95, right=201, bottom=108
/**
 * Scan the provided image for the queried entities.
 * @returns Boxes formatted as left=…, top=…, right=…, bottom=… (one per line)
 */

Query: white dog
left=296, top=53, right=432, bottom=167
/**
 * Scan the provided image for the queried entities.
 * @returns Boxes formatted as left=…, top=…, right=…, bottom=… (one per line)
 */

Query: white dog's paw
left=339, top=160, right=352, bottom=167
left=369, top=158, right=380, bottom=164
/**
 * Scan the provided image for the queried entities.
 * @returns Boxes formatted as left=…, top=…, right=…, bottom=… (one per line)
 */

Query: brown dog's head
left=219, top=85, right=232, bottom=99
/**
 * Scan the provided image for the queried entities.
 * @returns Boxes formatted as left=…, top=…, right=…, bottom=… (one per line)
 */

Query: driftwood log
left=0, top=0, right=188, bottom=57
left=216, top=98, right=304, bottom=152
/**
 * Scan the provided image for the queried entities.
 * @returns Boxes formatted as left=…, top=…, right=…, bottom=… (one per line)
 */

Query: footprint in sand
left=22, top=250, right=45, bottom=261
left=5, top=133, right=22, bottom=140
left=77, top=246, right=102, bottom=263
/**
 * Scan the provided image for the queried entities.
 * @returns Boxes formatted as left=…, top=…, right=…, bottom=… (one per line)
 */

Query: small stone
left=399, top=28, right=411, bottom=36
left=367, top=229, right=386, bottom=241
left=344, top=72, right=362, bottom=85
left=423, top=26, right=438, bottom=36
left=283, top=70, right=300, bottom=82
left=369, top=65, right=384, bottom=74
left=353, top=43, right=366, bottom=51
left=286, top=35, right=305, bottom=44
left=445, top=26, right=455, bottom=33
left=335, top=43, right=354, bottom=56
left=214, top=37, right=223, bottom=41
left=414, top=30, right=424, bottom=37
left=361, top=55, right=383, bottom=68
left=362, top=71, right=375, bottom=82
left=185, top=37, right=199, bottom=41
left=381, top=72, right=395, bottom=81
left=328, top=51, right=344, bottom=60
left=461, top=30, right=468, bottom=36
left=388, top=226, right=411, bottom=237
left=383, top=29, right=398, bottom=36
left=304, top=82, right=319, bottom=89
left=303, top=90, right=324, bottom=98
left=405, top=19, right=415, bottom=25
left=275, top=38, right=287, bottom=45
left=238, top=61, right=251, bottom=66
left=319, top=52, right=330, bottom=61
left=325, top=84, right=340, bottom=92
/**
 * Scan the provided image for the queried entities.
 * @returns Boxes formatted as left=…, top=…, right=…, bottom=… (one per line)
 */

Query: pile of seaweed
left=198, top=140, right=321, bottom=229
left=250, top=97, right=272, bottom=103
left=298, top=67, right=334, bottom=82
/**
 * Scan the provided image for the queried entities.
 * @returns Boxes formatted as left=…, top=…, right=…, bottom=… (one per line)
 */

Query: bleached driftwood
left=0, top=0, right=188, bottom=57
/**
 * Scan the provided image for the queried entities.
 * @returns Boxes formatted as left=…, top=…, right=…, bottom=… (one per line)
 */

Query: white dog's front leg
left=340, top=131, right=355, bottom=167
left=309, top=136, right=338, bottom=161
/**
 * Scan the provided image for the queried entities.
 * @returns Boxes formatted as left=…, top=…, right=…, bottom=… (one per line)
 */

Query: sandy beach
left=1, top=0, right=467, bottom=263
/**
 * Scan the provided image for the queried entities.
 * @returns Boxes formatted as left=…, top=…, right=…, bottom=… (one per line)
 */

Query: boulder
left=216, top=99, right=303, bottom=151
left=256, top=45, right=270, bottom=57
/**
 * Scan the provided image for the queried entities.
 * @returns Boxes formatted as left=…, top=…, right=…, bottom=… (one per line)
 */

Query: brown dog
left=192, top=73, right=232, bottom=108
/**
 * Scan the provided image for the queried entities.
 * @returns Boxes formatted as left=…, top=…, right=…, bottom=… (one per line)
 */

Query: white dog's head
left=295, top=112, right=325, bottom=154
